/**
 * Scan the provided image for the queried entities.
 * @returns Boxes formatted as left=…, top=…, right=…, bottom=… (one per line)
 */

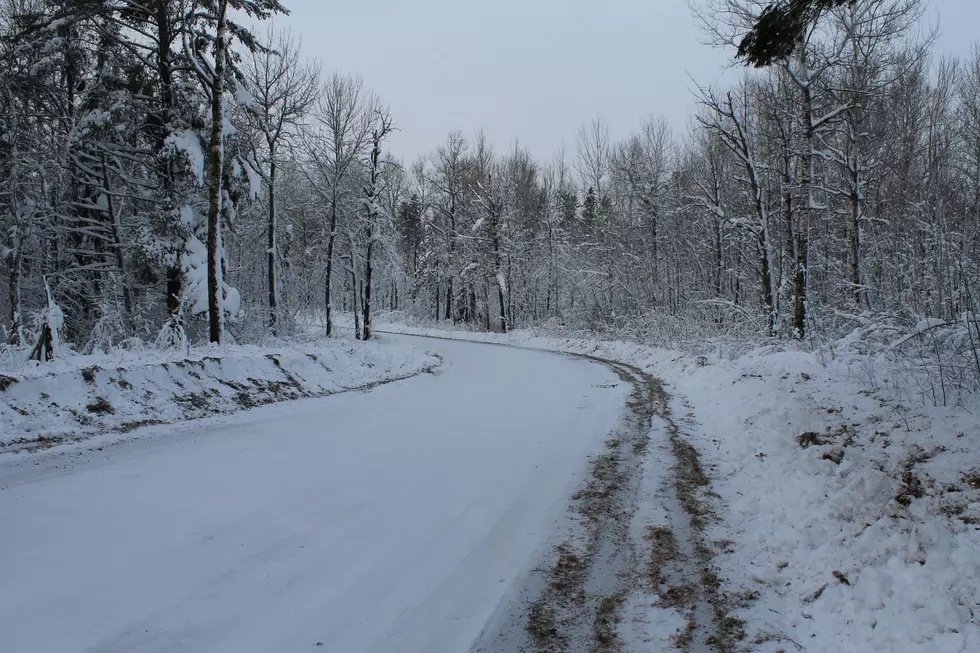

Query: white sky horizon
left=271, top=0, right=977, bottom=164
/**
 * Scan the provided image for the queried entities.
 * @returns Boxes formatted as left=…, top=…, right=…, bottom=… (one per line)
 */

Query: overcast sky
left=272, top=0, right=978, bottom=163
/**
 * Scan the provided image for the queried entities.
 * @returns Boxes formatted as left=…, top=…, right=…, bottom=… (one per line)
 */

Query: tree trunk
left=734, top=249, right=742, bottom=308
left=649, top=204, right=658, bottom=281
left=352, top=267, right=361, bottom=339
left=268, top=159, right=278, bottom=334
left=492, top=217, right=507, bottom=332
left=154, top=2, right=181, bottom=328
left=497, top=282, right=507, bottom=333
left=6, top=237, right=20, bottom=345
left=101, top=155, right=134, bottom=332
left=362, top=239, right=373, bottom=340
left=850, top=179, right=863, bottom=307
left=759, top=229, right=776, bottom=336
left=360, top=116, right=388, bottom=341
left=166, top=261, right=182, bottom=318
left=469, top=286, right=477, bottom=324
left=484, top=279, right=491, bottom=331
left=793, top=233, right=808, bottom=338
left=795, top=48, right=814, bottom=339
left=782, top=145, right=796, bottom=279
left=506, top=254, right=513, bottom=328
left=324, top=199, right=338, bottom=336
left=745, top=138, right=777, bottom=336
left=714, top=215, right=723, bottom=298
left=445, top=280, right=452, bottom=321
left=206, top=0, right=229, bottom=344
left=4, top=88, right=22, bottom=345
left=762, top=234, right=777, bottom=336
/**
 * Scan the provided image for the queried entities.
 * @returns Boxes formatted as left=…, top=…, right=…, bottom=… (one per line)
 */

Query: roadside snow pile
left=0, top=335, right=438, bottom=454
left=662, top=350, right=980, bottom=653
left=381, top=321, right=980, bottom=653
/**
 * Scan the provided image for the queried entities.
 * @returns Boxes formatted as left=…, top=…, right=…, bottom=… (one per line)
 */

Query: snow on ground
left=380, top=319, right=980, bottom=653
left=0, top=333, right=437, bottom=454
left=0, top=335, right=629, bottom=653
left=619, top=411, right=695, bottom=650
left=662, top=350, right=980, bottom=653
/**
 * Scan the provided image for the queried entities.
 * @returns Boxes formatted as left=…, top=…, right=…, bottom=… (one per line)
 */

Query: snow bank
left=0, top=335, right=438, bottom=454
left=379, top=320, right=980, bottom=653
left=661, top=350, right=980, bottom=653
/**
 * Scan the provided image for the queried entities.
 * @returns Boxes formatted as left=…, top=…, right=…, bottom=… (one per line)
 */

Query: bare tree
left=299, top=73, right=371, bottom=336
left=472, top=134, right=509, bottom=332
left=962, top=46, right=980, bottom=259
left=698, top=82, right=780, bottom=335
left=243, top=27, right=319, bottom=335
left=825, top=0, right=928, bottom=308
left=576, top=116, right=611, bottom=213
left=360, top=108, right=394, bottom=341
left=427, top=131, right=470, bottom=322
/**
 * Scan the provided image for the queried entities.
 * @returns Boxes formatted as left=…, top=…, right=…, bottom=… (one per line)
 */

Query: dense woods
left=1, top=0, right=978, bottom=397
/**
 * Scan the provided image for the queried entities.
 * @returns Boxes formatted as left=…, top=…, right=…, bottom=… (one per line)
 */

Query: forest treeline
left=2, top=0, right=978, bottom=396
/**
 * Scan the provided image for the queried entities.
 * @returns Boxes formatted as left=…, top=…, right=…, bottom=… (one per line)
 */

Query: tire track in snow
left=379, top=331, right=737, bottom=652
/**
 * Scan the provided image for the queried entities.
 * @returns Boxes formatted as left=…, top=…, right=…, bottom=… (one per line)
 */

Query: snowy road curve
left=0, top=335, right=629, bottom=653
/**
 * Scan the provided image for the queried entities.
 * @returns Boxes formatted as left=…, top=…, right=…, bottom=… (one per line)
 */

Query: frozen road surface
left=0, top=335, right=629, bottom=653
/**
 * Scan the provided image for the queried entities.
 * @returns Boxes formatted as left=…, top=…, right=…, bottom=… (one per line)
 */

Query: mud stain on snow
left=472, top=353, right=738, bottom=653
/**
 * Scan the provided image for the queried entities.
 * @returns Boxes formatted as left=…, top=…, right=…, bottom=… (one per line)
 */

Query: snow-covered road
left=0, top=335, right=630, bottom=653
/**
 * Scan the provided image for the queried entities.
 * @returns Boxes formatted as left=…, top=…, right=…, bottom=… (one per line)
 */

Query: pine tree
left=738, top=0, right=856, bottom=67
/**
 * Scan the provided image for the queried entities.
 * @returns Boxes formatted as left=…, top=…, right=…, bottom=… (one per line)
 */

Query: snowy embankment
left=0, top=335, right=438, bottom=455
left=380, top=320, right=980, bottom=653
